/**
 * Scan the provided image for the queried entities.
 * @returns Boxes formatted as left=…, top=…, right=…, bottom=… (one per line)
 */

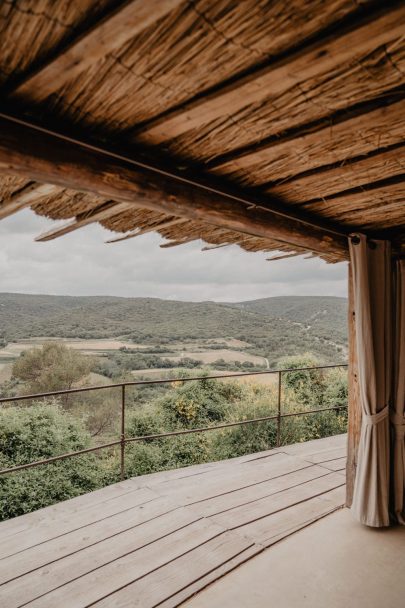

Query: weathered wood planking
left=0, top=497, right=179, bottom=586
left=159, top=492, right=346, bottom=608
left=16, top=519, right=234, bottom=608
left=241, top=485, right=345, bottom=546
left=136, top=7, right=405, bottom=157
left=0, top=436, right=346, bottom=608
left=0, top=507, right=205, bottom=608
left=0, top=486, right=158, bottom=560
left=186, top=464, right=336, bottom=518
left=90, top=532, right=260, bottom=608
left=145, top=453, right=310, bottom=504
left=209, top=472, right=344, bottom=530
left=319, top=457, right=346, bottom=472
left=299, top=446, right=352, bottom=464
left=0, top=477, right=143, bottom=538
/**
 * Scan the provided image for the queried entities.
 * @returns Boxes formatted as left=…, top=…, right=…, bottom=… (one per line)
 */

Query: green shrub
left=0, top=402, right=109, bottom=520
left=159, top=377, right=243, bottom=427
left=0, top=355, right=348, bottom=520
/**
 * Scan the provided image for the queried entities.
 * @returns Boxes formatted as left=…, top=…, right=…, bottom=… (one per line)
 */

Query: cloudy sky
left=0, top=209, right=348, bottom=302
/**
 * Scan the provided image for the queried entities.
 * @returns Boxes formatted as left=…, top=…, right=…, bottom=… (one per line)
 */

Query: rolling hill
left=0, top=293, right=347, bottom=366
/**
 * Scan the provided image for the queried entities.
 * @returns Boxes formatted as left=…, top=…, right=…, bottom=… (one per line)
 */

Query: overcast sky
left=0, top=210, right=348, bottom=302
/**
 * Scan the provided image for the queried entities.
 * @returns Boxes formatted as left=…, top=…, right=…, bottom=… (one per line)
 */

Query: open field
left=131, top=367, right=278, bottom=386
left=0, top=339, right=265, bottom=373
left=166, top=349, right=267, bottom=366
left=0, top=338, right=136, bottom=360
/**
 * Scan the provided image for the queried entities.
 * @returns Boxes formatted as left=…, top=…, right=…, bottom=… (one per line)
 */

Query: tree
left=12, top=342, right=93, bottom=396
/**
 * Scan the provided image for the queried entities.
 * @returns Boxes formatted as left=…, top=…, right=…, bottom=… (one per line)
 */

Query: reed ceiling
left=0, top=0, right=404, bottom=262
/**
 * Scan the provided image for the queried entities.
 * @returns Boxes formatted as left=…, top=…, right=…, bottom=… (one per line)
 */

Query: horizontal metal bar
left=0, top=440, right=121, bottom=476
left=0, top=404, right=348, bottom=476
left=124, top=414, right=280, bottom=443
left=124, top=405, right=347, bottom=443
left=0, top=363, right=348, bottom=403
left=0, top=364, right=348, bottom=476
left=279, top=405, right=348, bottom=418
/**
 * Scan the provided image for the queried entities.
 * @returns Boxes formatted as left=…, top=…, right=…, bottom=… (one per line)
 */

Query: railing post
left=276, top=370, right=282, bottom=447
left=120, top=384, right=126, bottom=481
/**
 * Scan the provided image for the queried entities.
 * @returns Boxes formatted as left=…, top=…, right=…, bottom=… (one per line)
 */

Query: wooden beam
left=136, top=6, right=405, bottom=146
left=0, top=182, right=60, bottom=220
left=10, top=0, right=183, bottom=102
left=346, top=262, right=361, bottom=507
left=266, top=252, right=302, bottom=261
left=160, top=237, right=197, bottom=248
left=36, top=201, right=135, bottom=241
left=201, top=243, right=231, bottom=251
left=216, top=100, right=405, bottom=185
left=106, top=218, right=187, bottom=244
left=267, top=145, right=405, bottom=203
left=0, top=113, right=349, bottom=259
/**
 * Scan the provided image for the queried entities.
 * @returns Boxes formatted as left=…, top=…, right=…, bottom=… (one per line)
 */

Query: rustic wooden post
left=346, top=262, right=362, bottom=506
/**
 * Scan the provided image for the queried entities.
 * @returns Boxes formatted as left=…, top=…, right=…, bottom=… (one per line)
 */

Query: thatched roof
left=0, top=0, right=404, bottom=262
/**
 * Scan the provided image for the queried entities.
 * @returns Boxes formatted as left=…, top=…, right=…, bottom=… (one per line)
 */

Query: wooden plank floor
left=0, top=434, right=346, bottom=608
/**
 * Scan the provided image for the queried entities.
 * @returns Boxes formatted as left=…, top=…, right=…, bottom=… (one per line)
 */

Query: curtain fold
left=392, top=259, right=405, bottom=524
left=349, top=234, right=391, bottom=527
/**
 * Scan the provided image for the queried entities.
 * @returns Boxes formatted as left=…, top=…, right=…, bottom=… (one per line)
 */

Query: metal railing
left=0, top=363, right=348, bottom=479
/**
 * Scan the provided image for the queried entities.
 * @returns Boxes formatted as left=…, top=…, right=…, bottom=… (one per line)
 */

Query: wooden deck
left=0, top=434, right=346, bottom=608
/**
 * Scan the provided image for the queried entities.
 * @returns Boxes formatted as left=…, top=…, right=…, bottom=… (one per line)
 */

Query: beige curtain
left=349, top=234, right=391, bottom=527
left=392, top=259, right=405, bottom=524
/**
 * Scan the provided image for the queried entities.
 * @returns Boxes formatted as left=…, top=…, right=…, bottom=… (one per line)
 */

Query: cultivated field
left=131, top=367, right=278, bottom=386
left=0, top=337, right=269, bottom=388
left=165, top=349, right=267, bottom=366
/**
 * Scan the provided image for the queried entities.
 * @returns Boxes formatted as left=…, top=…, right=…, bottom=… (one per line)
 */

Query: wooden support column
left=346, top=261, right=362, bottom=507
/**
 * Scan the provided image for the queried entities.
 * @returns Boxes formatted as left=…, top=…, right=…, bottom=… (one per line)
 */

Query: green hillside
left=0, top=293, right=347, bottom=366
left=230, top=296, right=347, bottom=345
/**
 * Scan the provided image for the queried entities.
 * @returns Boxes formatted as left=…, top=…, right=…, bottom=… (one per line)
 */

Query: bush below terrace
left=0, top=402, right=114, bottom=520
left=0, top=354, right=347, bottom=520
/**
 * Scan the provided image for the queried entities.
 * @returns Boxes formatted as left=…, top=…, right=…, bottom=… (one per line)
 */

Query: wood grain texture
left=266, top=146, right=405, bottom=203
left=0, top=498, right=178, bottom=586
left=346, top=264, right=361, bottom=507
left=0, top=486, right=157, bottom=560
left=0, top=182, right=59, bottom=220
left=0, top=436, right=346, bottom=608
left=15, top=0, right=370, bottom=131
left=0, top=1, right=403, bottom=258
left=216, top=100, right=405, bottom=184
left=0, top=115, right=349, bottom=259
left=106, top=217, right=186, bottom=243
left=0, top=0, right=116, bottom=88
left=10, top=0, right=184, bottom=102
left=35, top=201, right=136, bottom=241
left=301, top=181, right=405, bottom=230
left=137, top=6, right=405, bottom=156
